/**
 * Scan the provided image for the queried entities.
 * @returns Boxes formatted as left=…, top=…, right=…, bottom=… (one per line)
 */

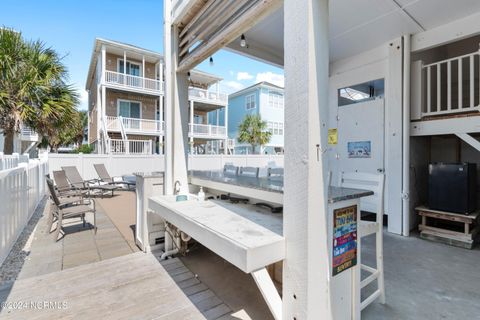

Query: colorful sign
left=347, top=141, right=371, bottom=158
left=332, top=205, right=357, bottom=276
left=328, top=128, right=338, bottom=145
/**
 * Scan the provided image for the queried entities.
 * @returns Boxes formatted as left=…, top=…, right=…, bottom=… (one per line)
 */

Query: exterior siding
left=88, top=73, right=99, bottom=144
left=227, top=84, right=284, bottom=154
left=105, top=90, right=158, bottom=120
left=105, top=53, right=157, bottom=79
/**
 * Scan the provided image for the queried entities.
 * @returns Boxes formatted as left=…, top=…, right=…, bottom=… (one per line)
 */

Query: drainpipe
left=402, top=34, right=411, bottom=237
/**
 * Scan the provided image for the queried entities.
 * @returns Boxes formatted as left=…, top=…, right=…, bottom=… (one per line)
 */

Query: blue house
left=225, top=82, right=284, bottom=154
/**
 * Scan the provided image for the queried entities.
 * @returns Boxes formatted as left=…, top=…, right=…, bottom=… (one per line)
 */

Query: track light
left=209, top=56, right=214, bottom=66
left=240, top=34, right=246, bottom=48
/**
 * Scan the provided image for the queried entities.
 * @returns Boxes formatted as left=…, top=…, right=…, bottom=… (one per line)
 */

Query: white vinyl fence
left=48, top=154, right=284, bottom=180
left=0, top=156, right=48, bottom=266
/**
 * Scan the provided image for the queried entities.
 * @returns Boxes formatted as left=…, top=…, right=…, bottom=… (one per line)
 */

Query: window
left=267, top=121, right=284, bottom=135
left=118, top=100, right=141, bottom=118
left=267, top=122, right=274, bottom=133
left=268, top=91, right=284, bottom=109
left=338, top=79, right=384, bottom=107
left=118, top=59, right=141, bottom=76
left=245, top=94, right=256, bottom=110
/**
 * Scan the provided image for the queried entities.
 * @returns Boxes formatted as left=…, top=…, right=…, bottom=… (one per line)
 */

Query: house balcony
left=107, top=138, right=153, bottom=155
left=20, top=126, right=39, bottom=142
left=189, top=87, right=228, bottom=106
left=104, top=70, right=163, bottom=95
left=189, top=123, right=227, bottom=139
left=106, top=116, right=165, bottom=135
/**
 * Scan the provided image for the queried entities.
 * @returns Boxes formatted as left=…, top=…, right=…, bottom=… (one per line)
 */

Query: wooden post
left=284, top=0, right=332, bottom=319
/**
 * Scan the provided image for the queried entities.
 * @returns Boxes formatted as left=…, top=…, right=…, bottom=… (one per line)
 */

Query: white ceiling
left=226, top=0, right=480, bottom=66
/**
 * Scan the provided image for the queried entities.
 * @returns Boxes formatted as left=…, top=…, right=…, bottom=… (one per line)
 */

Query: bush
left=74, top=144, right=94, bottom=154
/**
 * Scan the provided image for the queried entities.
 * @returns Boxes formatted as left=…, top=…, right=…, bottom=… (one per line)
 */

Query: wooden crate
left=416, top=206, right=479, bottom=249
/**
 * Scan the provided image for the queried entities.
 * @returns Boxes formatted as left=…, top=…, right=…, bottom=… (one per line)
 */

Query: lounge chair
left=52, top=170, right=89, bottom=197
left=46, top=177, right=97, bottom=241
left=93, top=163, right=136, bottom=189
left=62, top=166, right=118, bottom=197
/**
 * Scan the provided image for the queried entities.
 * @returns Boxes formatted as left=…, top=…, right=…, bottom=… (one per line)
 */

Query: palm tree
left=237, top=114, right=272, bottom=154
left=0, top=28, right=78, bottom=154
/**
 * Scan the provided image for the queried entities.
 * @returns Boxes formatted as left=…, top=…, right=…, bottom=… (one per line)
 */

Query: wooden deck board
left=159, top=254, right=234, bottom=320
left=0, top=253, right=205, bottom=320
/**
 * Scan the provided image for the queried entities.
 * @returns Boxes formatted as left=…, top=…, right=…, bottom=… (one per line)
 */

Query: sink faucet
left=174, top=180, right=181, bottom=195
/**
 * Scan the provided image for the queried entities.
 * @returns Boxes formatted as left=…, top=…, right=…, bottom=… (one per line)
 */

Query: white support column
left=160, top=95, right=164, bottom=155
left=190, top=100, right=194, bottom=154
left=224, top=104, right=229, bottom=155
left=101, top=85, right=107, bottom=154
left=284, top=0, right=332, bottom=319
left=165, top=1, right=189, bottom=194
left=101, top=45, right=106, bottom=84
left=402, top=34, right=411, bottom=236
left=164, top=0, right=173, bottom=194
left=123, top=50, right=127, bottom=85
left=160, top=61, right=164, bottom=92
left=96, top=84, right=101, bottom=153
left=142, top=55, right=146, bottom=89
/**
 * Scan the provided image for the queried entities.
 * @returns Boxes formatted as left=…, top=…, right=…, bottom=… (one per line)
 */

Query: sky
left=0, top=0, right=284, bottom=111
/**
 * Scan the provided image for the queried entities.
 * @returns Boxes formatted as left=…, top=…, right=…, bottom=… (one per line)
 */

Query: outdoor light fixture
left=187, top=72, right=191, bottom=81
left=240, top=34, right=246, bottom=47
left=209, top=56, right=214, bottom=66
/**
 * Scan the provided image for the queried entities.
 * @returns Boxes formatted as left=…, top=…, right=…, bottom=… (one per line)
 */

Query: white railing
left=20, top=126, right=39, bottom=141
left=104, top=70, right=163, bottom=93
left=0, top=156, right=48, bottom=266
left=189, top=87, right=228, bottom=105
left=0, top=152, right=22, bottom=170
left=189, top=123, right=227, bottom=138
left=422, top=50, right=480, bottom=117
left=105, top=116, right=164, bottom=135
left=107, top=139, right=153, bottom=155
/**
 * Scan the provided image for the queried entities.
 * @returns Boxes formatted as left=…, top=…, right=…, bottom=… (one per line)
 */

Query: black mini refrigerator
left=428, top=163, right=477, bottom=214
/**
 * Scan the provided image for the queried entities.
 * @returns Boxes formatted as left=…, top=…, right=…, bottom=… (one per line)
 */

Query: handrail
left=188, top=87, right=228, bottom=104
left=189, top=123, right=227, bottom=138
left=421, top=50, right=480, bottom=117
left=105, top=116, right=164, bottom=134
left=104, top=70, right=163, bottom=93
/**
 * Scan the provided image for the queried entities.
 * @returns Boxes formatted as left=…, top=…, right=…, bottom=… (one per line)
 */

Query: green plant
left=237, top=114, right=272, bottom=154
left=0, top=27, right=79, bottom=154
left=74, top=144, right=93, bottom=154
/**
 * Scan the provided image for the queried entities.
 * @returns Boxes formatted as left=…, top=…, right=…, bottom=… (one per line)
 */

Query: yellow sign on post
left=328, top=128, right=338, bottom=145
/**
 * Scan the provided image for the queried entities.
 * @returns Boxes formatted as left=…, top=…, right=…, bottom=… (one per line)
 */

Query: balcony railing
left=189, top=87, right=228, bottom=105
left=107, top=139, right=153, bottom=155
left=20, top=127, right=39, bottom=142
left=104, top=71, right=163, bottom=94
left=106, top=116, right=164, bottom=135
left=189, top=123, right=227, bottom=139
left=421, top=50, right=480, bottom=117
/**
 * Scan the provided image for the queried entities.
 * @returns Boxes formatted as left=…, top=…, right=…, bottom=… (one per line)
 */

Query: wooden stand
left=416, top=206, right=479, bottom=249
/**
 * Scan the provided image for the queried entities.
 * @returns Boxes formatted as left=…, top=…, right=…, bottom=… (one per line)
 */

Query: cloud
left=236, top=71, right=254, bottom=81
left=255, top=71, right=284, bottom=87
left=224, top=81, right=244, bottom=92
left=79, top=90, right=89, bottom=110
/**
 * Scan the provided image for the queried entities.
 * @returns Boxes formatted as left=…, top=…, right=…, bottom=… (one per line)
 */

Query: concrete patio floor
left=1, top=191, right=479, bottom=320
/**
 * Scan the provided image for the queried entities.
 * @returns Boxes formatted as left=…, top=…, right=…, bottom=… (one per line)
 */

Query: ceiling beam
left=177, top=0, right=283, bottom=73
